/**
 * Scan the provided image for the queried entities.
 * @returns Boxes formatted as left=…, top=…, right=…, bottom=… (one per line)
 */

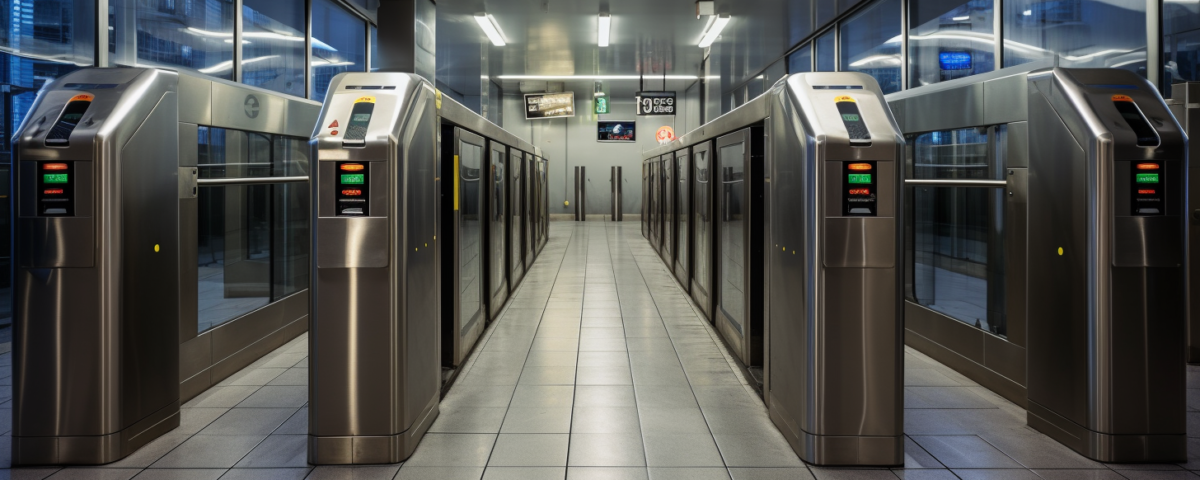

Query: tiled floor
left=1, top=222, right=1199, bottom=479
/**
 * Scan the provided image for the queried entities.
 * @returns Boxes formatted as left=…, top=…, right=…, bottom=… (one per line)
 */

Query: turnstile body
left=611, top=166, right=623, bottom=221
left=13, top=67, right=181, bottom=464
left=310, top=72, right=440, bottom=464
left=1167, top=82, right=1200, bottom=364
left=1026, top=68, right=1186, bottom=462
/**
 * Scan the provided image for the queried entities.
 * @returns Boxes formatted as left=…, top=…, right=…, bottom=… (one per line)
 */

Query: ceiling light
left=598, top=14, right=611, bottom=47
left=952, top=15, right=970, bottom=21
left=698, top=15, right=730, bottom=48
left=474, top=14, right=507, bottom=46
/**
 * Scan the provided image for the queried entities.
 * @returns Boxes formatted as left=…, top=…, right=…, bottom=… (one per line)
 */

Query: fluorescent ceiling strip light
left=598, top=14, right=611, bottom=47
left=475, top=14, right=507, bottom=46
left=952, top=15, right=970, bottom=21
left=698, top=15, right=730, bottom=48
left=497, top=75, right=700, bottom=80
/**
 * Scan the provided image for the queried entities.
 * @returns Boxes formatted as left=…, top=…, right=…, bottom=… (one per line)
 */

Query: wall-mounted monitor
left=525, top=92, right=575, bottom=119
left=598, top=121, right=636, bottom=142
left=938, top=51, right=972, bottom=71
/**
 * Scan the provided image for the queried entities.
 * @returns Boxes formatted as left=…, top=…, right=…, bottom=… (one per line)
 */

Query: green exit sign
left=594, top=97, right=609, bottom=115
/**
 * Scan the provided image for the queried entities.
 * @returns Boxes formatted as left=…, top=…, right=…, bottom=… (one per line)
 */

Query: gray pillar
left=376, top=0, right=436, bottom=84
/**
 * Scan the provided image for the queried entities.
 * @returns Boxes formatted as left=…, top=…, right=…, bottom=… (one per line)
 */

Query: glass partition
left=840, top=0, right=902, bottom=93
left=460, top=141, right=483, bottom=334
left=312, top=0, right=367, bottom=101
left=242, top=0, right=307, bottom=97
left=1003, top=0, right=1146, bottom=74
left=693, top=148, right=712, bottom=304
left=816, top=30, right=837, bottom=71
left=908, top=127, right=1007, bottom=337
left=788, top=44, right=813, bottom=73
left=1164, top=0, right=1200, bottom=92
left=122, top=0, right=237, bottom=79
left=197, top=127, right=310, bottom=333
left=718, top=142, right=747, bottom=334
left=909, top=0, right=996, bottom=87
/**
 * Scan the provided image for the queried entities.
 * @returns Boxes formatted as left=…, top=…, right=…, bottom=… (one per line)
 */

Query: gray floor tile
left=221, top=468, right=312, bottom=480
left=441, top=385, right=517, bottom=408
left=902, top=437, right=945, bottom=469
left=643, top=435, right=724, bottom=467
left=500, top=407, right=572, bottom=433
left=1029, top=470, right=1126, bottom=480
left=566, top=467, right=650, bottom=479
left=131, top=470, right=226, bottom=480
left=219, top=368, right=287, bottom=387
left=429, top=406, right=508, bottom=433
left=692, top=386, right=761, bottom=409
left=488, top=434, right=570, bottom=467
left=891, top=470, right=957, bottom=480
left=568, top=433, right=647, bottom=467
left=1118, top=472, right=1200, bottom=479
left=183, top=386, right=259, bottom=408
left=727, top=468, right=817, bottom=480
left=639, top=407, right=711, bottom=435
left=177, top=408, right=229, bottom=435
left=7, top=468, right=60, bottom=480
left=519, top=366, right=577, bottom=385
left=45, top=468, right=139, bottom=480
left=904, top=387, right=997, bottom=409
left=904, top=370, right=964, bottom=387
left=482, top=466, right=566, bottom=479
left=304, top=466, right=401, bottom=480
left=200, top=407, right=296, bottom=435
left=635, top=386, right=700, bottom=409
left=237, top=386, right=308, bottom=408
left=808, top=468, right=898, bottom=480
left=234, top=434, right=308, bottom=468
left=150, top=434, right=266, bottom=469
left=274, top=407, right=308, bottom=435
left=572, top=406, right=641, bottom=433
left=712, top=433, right=805, bottom=468
left=700, top=406, right=774, bottom=435
left=104, top=433, right=192, bottom=469
left=394, top=467, right=484, bottom=480
left=575, top=386, right=637, bottom=407
left=647, top=467, right=732, bottom=479
left=403, top=434, right=496, bottom=467
left=576, top=366, right=634, bottom=385
left=950, top=469, right=1040, bottom=480
left=268, top=368, right=310, bottom=386
left=910, top=436, right=1023, bottom=469
left=510, top=385, right=575, bottom=408
left=525, top=352, right=578, bottom=367
left=578, top=352, right=630, bottom=367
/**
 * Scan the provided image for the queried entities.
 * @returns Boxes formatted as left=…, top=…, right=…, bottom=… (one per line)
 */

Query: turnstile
left=1166, top=82, right=1200, bottom=364
left=309, top=72, right=440, bottom=464
left=1026, top=68, right=1187, bottom=462
left=574, top=166, right=587, bottom=221
left=13, top=67, right=182, bottom=465
left=714, top=127, right=764, bottom=367
left=611, top=166, right=623, bottom=221
left=661, top=154, right=676, bottom=265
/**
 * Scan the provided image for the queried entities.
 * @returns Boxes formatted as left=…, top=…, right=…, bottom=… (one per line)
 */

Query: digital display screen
left=44, top=174, right=69, bottom=184
left=598, top=121, right=636, bottom=142
left=842, top=114, right=860, bottom=122
left=36, top=161, right=74, bottom=216
left=351, top=113, right=371, bottom=122
left=45, top=98, right=93, bottom=146
left=939, top=51, right=973, bottom=71
left=341, top=174, right=365, bottom=184
left=1136, top=173, right=1159, bottom=184
left=848, top=173, right=872, bottom=184
left=336, top=162, right=369, bottom=216
left=343, top=100, right=375, bottom=146
left=835, top=100, right=870, bottom=143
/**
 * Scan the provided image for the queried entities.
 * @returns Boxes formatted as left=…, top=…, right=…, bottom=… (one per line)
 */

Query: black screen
left=835, top=101, right=870, bottom=144
left=342, top=101, right=375, bottom=147
left=45, top=99, right=92, bottom=146
left=335, top=162, right=369, bottom=216
left=1113, top=100, right=1159, bottom=147
left=36, top=161, right=74, bottom=216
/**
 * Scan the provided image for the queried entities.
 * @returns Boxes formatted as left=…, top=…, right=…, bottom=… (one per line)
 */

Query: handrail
left=904, top=179, right=1007, bottom=188
left=197, top=176, right=309, bottom=186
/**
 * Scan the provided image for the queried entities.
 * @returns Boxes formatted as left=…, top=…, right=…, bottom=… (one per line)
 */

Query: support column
left=376, top=0, right=436, bottom=85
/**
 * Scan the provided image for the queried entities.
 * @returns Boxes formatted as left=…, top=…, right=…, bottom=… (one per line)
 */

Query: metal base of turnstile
left=13, top=402, right=179, bottom=465
left=1028, top=401, right=1185, bottom=463
left=769, top=394, right=903, bottom=466
left=309, top=394, right=439, bottom=464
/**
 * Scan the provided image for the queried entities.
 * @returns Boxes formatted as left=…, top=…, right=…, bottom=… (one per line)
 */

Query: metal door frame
left=714, top=128, right=756, bottom=365
left=673, top=147, right=692, bottom=290
left=691, top=141, right=715, bottom=321
left=507, top=149, right=525, bottom=288
left=447, top=127, right=486, bottom=366
left=661, top=154, right=675, bottom=266
left=486, top=140, right=509, bottom=319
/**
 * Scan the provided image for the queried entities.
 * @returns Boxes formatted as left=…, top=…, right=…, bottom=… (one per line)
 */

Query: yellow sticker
left=453, top=155, right=460, bottom=211
left=154, top=244, right=160, bottom=253
left=355, top=96, right=376, bottom=104
left=1057, top=247, right=1064, bottom=256
left=70, top=93, right=94, bottom=102
left=436, top=90, right=443, bottom=110
left=1112, top=95, right=1134, bottom=103
left=834, top=95, right=856, bottom=103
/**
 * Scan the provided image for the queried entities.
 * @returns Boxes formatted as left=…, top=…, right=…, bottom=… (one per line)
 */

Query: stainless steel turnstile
left=1026, top=68, right=1187, bottom=463
left=691, top=142, right=715, bottom=320
left=13, top=67, right=181, bottom=465
left=574, top=165, right=587, bottom=221
left=611, top=166, right=623, bottom=221
left=310, top=72, right=440, bottom=464
left=1167, top=82, right=1200, bottom=364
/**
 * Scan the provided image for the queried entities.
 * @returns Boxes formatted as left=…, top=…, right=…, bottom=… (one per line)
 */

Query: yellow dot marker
left=1057, top=247, right=1063, bottom=256
left=154, top=244, right=160, bottom=252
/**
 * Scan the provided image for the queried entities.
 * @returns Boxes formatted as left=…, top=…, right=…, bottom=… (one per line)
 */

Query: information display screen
left=342, top=98, right=375, bottom=147
left=335, top=162, right=369, bottom=216
left=341, top=173, right=365, bottom=184
left=834, top=97, right=870, bottom=143
left=45, top=94, right=93, bottom=146
left=44, top=174, right=69, bottom=184
left=843, top=162, right=877, bottom=216
left=36, top=162, right=74, bottom=216
left=1135, top=173, right=1159, bottom=183
left=1132, top=162, right=1164, bottom=215
left=848, top=173, right=872, bottom=184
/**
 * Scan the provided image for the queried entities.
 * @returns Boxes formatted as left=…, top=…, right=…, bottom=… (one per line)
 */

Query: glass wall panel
left=272, top=137, right=310, bottom=300
left=718, top=142, right=746, bottom=333
left=788, top=44, right=813, bottom=73
left=130, top=0, right=236, bottom=79
left=817, top=0, right=838, bottom=27
left=312, top=0, right=366, bottom=101
left=1164, top=0, right=1200, bottom=92
left=788, top=0, right=814, bottom=45
left=840, top=0, right=902, bottom=93
left=816, top=30, right=836, bottom=71
left=0, top=0, right=94, bottom=340
left=370, top=25, right=378, bottom=71
left=909, top=0, right=995, bottom=88
left=242, top=0, right=306, bottom=97
left=909, top=127, right=1007, bottom=337
left=1003, top=0, right=1146, bottom=75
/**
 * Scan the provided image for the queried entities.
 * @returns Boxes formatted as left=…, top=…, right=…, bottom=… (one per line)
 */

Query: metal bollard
left=574, top=166, right=586, bottom=221
left=611, top=166, right=622, bottom=221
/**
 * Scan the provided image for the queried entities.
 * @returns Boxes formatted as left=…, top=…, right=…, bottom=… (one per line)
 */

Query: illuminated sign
left=43, top=174, right=69, bottom=184
left=341, top=174, right=365, bottom=185
left=1135, top=173, right=1159, bottom=184
left=847, top=173, right=872, bottom=184
left=594, top=97, right=609, bottom=115
left=636, top=91, right=676, bottom=116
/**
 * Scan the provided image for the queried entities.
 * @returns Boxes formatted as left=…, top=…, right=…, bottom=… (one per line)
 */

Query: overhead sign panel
left=636, top=91, right=676, bottom=116
left=525, top=92, right=575, bottom=119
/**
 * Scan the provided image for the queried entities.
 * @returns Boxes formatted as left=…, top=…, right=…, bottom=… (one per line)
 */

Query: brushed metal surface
left=14, top=67, right=181, bottom=464
left=1174, top=82, right=1200, bottom=363
left=673, top=149, right=691, bottom=289
left=661, top=155, right=675, bottom=266
left=443, top=127, right=486, bottom=368
left=691, top=142, right=715, bottom=320
left=1026, top=68, right=1187, bottom=462
left=488, top=142, right=510, bottom=318
left=508, top=149, right=525, bottom=285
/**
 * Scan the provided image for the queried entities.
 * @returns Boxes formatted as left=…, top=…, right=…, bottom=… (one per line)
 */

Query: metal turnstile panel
left=1026, top=68, right=1186, bottom=463
left=13, top=67, right=182, bottom=465
left=650, top=159, right=660, bottom=248
left=673, top=149, right=691, bottom=288
left=509, top=150, right=526, bottom=285
left=488, top=142, right=510, bottom=318
left=526, top=155, right=536, bottom=263
left=1168, top=82, right=1200, bottom=365
left=714, top=128, right=764, bottom=368
left=691, top=142, right=715, bottom=320
left=443, top=127, right=486, bottom=367
left=661, top=155, right=675, bottom=265
left=310, top=72, right=441, bottom=464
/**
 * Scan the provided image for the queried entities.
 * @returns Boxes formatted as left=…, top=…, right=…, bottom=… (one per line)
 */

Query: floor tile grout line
left=605, top=223, right=656, bottom=476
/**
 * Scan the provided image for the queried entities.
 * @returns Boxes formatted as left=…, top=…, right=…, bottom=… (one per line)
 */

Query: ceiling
left=434, top=0, right=795, bottom=98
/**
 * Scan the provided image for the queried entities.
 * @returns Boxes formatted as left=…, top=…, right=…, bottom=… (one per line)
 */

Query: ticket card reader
left=1026, top=68, right=1187, bottom=462
left=310, top=72, right=440, bottom=464
left=13, top=68, right=181, bottom=464
left=765, top=73, right=903, bottom=466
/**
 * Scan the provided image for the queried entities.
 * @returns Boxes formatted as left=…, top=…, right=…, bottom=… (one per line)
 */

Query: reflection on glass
left=490, top=147, right=507, bottom=300
left=126, top=0, right=236, bottom=79
left=788, top=0, right=814, bottom=45
left=1164, top=0, right=1200, bottom=92
left=909, top=0, right=995, bottom=87
left=370, top=26, right=379, bottom=72
left=312, top=0, right=367, bottom=101
left=841, top=0, right=902, bottom=93
left=693, top=150, right=712, bottom=298
left=676, top=153, right=690, bottom=274
left=650, top=160, right=659, bottom=243
left=197, top=127, right=310, bottom=333
left=242, top=0, right=306, bottom=97
left=460, top=142, right=483, bottom=334
left=817, top=0, right=838, bottom=26
left=718, top=142, right=746, bottom=333
left=510, top=153, right=523, bottom=272
left=663, top=157, right=674, bottom=257
left=816, top=31, right=837, bottom=71
left=1003, top=0, right=1146, bottom=75
left=909, top=127, right=1007, bottom=337
left=789, top=45, right=813, bottom=73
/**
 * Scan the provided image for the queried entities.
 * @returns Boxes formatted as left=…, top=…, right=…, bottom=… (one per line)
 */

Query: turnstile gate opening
left=1026, top=68, right=1187, bottom=463
left=14, top=68, right=181, bottom=465
left=310, top=72, right=441, bottom=464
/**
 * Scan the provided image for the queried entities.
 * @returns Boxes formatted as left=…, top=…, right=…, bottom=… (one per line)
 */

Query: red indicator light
left=341, top=189, right=363, bottom=196
left=340, top=163, right=364, bottom=172
left=43, top=188, right=64, bottom=195
left=1138, top=189, right=1156, bottom=195
left=848, top=188, right=871, bottom=195
left=847, top=163, right=872, bottom=171
left=1136, top=163, right=1160, bottom=170
left=42, top=163, right=68, bottom=171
